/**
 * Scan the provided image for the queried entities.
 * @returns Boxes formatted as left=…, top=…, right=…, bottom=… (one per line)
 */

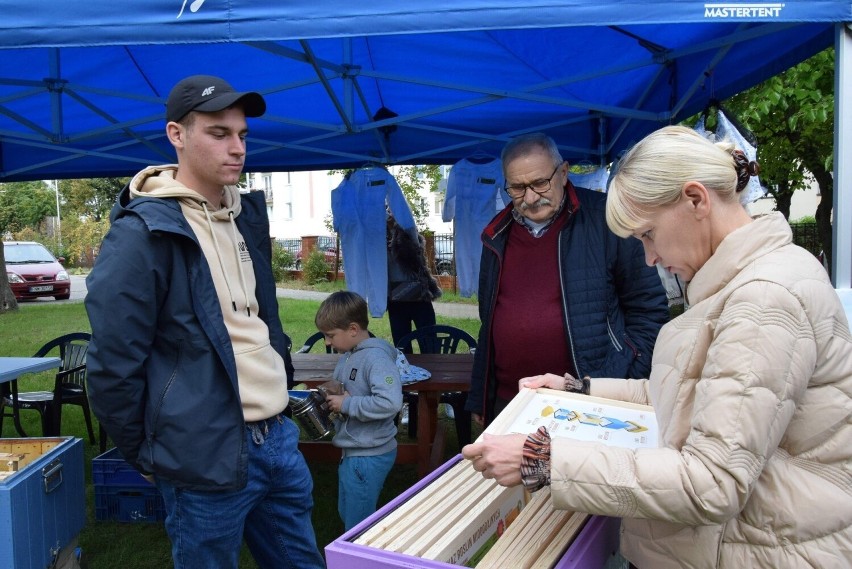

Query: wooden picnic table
left=292, top=352, right=473, bottom=478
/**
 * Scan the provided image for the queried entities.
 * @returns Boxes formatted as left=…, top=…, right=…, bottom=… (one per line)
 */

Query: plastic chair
left=0, top=332, right=97, bottom=444
left=295, top=330, right=374, bottom=354
left=395, top=324, right=476, bottom=447
left=296, top=331, right=337, bottom=354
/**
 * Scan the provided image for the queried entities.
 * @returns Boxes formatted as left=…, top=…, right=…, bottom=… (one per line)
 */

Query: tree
left=0, top=181, right=56, bottom=233
left=60, top=177, right=127, bottom=221
left=725, top=48, right=834, bottom=272
left=0, top=180, right=56, bottom=313
left=395, top=165, right=443, bottom=231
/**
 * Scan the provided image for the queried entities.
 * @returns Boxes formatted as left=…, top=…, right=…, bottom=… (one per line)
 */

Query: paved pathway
left=275, top=287, right=479, bottom=320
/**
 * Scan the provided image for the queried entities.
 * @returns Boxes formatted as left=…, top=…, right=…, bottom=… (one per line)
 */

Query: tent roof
left=0, top=1, right=849, bottom=181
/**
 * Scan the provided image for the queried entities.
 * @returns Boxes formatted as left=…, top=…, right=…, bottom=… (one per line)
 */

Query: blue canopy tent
left=0, top=1, right=850, bottom=293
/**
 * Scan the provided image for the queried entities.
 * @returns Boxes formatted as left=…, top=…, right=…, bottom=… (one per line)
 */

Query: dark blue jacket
left=86, top=187, right=291, bottom=491
left=466, top=183, right=669, bottom=422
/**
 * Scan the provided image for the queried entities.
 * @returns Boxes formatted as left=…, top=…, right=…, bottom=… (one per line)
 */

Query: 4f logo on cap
left=202, top=86, right=216, bottom=97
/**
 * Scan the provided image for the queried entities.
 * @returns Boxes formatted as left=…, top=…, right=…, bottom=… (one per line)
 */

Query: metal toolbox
left=0, top=437, right=85, bottom=569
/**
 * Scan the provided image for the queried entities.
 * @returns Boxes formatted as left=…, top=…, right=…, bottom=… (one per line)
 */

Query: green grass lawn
left=279, top=275, right=480, bottom=306
left=0, top=298, right=480, bottom=568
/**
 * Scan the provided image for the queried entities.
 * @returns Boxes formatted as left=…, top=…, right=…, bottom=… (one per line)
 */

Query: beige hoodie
left=129, top=165, right=288, bottom=422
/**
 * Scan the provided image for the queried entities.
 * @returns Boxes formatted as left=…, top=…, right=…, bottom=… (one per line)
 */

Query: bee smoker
left=289, top=387, right=335, bottom=440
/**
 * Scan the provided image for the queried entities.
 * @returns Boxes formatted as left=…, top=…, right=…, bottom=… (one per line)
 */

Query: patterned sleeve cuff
left=520, top=426, right=551, bottom=492
left=564, top=373, right=591, bottom=395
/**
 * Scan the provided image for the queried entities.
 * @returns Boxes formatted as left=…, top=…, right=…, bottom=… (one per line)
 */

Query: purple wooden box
left=325, top=454, right=621, bottom=569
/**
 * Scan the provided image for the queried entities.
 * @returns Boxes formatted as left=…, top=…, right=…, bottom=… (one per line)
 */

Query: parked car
left=295, top=236, right=341, bottom=270
left=434, top=238, right=455, bottom=276
left=3, top=241, right=71, bottom=301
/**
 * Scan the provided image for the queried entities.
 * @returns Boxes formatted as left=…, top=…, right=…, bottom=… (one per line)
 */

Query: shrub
left=790, top=215, right=816, bottom=225
left=302, top=249, right=330, bottom=285
left=271, top=242, right=295, bottom=283
left=12, top=217, right=109, bottom=268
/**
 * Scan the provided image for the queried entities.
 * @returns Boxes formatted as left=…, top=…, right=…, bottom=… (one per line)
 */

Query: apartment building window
left=282, top=185, right=293, bottom=220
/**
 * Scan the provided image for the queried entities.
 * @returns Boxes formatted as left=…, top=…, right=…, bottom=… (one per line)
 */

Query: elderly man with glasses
left=466, top=132, right=669, bottom=426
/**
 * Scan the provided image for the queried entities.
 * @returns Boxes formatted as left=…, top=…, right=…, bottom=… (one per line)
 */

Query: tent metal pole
left=833, top=23, right=852, bottom=291
left=832, top=22, right=852, bottom=325
left=343, top=39, right=354, bottom=131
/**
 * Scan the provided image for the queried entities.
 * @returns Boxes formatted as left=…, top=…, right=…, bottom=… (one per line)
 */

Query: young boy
left=315, top=290, right=403, bottom=530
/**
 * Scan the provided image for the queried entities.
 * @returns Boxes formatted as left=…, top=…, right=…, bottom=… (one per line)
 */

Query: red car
left=295, top=237, right=341, bottom=270
left=3, top=241, right=71, bottom=301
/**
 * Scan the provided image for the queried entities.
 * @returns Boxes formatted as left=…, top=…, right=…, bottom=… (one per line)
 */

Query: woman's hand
left=461, top=433, right=527, bottom=487
left=518, top=373, right=565, bottom=392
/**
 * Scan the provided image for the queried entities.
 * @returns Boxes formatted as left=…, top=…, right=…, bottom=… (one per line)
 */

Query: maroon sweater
left=491, top=208, right=576, bottom=401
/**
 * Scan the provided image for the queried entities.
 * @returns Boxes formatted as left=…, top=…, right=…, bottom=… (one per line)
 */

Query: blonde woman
left=462, top=125, right=852, bottom=568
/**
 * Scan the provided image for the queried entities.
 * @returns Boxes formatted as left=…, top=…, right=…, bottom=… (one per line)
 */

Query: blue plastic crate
left=92, top=448, right=165, bottom=522
left=92, top=447, right=149, bottom=487
left=94, top=484, right=166, bottom=522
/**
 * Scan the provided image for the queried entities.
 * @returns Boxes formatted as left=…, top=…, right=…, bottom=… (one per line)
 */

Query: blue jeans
left=338, top=449, right=396, bottom=531
left=156, top=415, right=325, bottom=569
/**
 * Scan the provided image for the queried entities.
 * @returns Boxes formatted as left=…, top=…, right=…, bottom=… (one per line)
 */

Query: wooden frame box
left=0, top=437, right=85, bottom=569
left=325, top=454, right=621, bottom=568
left=326, top=388, right=656, bottom=568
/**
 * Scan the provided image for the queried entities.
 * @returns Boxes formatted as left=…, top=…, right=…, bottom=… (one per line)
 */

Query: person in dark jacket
left=465, top=132, right=669, bottom=425
left=386, top=213, right=442, bottom=352
left=85, top=75, right=324, bottom=569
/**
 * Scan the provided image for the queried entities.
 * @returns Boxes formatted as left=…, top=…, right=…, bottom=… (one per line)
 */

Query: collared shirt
left=510, top=193, right=568, bottom=238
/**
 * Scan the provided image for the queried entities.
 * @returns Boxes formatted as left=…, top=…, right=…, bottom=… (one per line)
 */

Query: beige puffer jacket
left=550, top=213, right=852, bottom=568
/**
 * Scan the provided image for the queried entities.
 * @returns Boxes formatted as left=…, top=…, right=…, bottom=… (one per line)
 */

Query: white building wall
left=248, top=170, right=344, bottom=239
left=747, top=180, right=821, bottom=221
left=249, top=168, right=454, bottom=240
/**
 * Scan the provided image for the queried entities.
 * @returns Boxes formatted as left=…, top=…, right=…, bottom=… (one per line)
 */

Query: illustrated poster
left=501, top=390, right=659, bottom=449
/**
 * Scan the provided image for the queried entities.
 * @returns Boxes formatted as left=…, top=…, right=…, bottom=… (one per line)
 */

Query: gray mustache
left=520, top=197, right=552, bottom=211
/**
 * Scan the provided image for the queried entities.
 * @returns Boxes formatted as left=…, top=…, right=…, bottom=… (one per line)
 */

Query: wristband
left=563, top=374, right=591, bottom=395
left=520, top=426, right=551, bottom=492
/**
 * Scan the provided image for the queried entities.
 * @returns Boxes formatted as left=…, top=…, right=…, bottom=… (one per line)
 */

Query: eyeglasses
left=504, top=163, right=562, bottom=198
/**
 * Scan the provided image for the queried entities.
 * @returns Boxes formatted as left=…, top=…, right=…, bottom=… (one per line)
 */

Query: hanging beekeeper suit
left=442, top=155, right=508, bottom=297
left=332, top=166, right=416, bottom=317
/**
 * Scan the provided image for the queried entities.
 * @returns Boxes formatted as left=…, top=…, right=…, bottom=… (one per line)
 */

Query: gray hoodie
left=332, top=337, right=403, bottom=456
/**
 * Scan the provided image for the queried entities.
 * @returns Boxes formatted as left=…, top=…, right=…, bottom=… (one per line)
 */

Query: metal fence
left=277, top=234, right=457, bottom=275
left=279, top=223, right=822, bottom=278
left=432, top=233, right=455, bottom=276
left=276, top=238, right=301, bottom=256
left=790, top=222, right=822, bottom=259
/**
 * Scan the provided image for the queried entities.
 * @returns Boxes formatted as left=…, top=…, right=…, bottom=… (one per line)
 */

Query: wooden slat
left=475, top=488, right=550, bottom=568
left=530, top=512, right=590, bottom=569
left=417, top=480, right=522, bottom=563
left=508, top=506, right=566, bottom=568
left=406, top=476, right=499, bottom=556
left=384, top=463, right=488, bottom=553
left=355, top=458, right=475, bottom=548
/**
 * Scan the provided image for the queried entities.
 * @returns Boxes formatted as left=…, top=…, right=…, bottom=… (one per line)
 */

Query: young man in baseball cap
left=86, top=75, right=325, bottom=568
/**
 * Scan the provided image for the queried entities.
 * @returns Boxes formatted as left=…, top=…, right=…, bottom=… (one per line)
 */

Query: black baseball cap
left=166, top=74, right=266, bottom=123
